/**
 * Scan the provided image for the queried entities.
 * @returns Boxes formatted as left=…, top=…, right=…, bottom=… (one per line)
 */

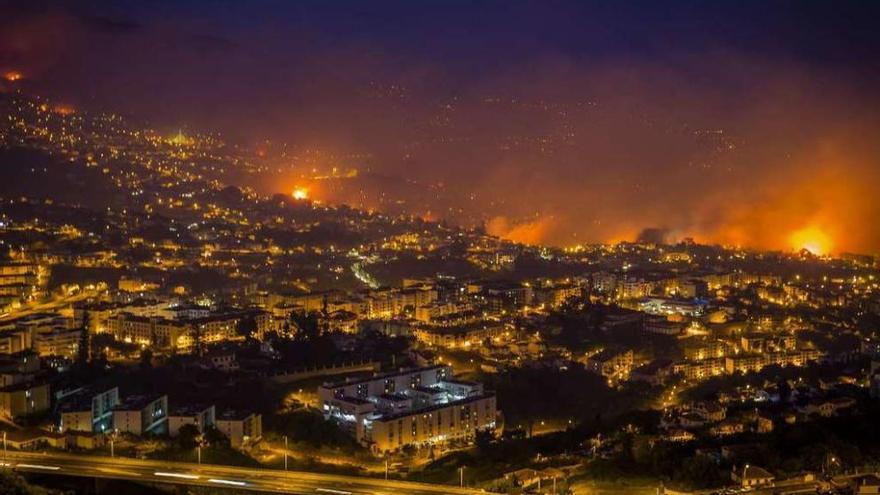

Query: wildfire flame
left=789, top=225, right=832, bottom=255
left=292, top=187, right=309, bottom=200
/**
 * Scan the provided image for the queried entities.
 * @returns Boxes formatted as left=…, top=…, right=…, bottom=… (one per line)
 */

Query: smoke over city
left=3, top=1, right=879, bottom=253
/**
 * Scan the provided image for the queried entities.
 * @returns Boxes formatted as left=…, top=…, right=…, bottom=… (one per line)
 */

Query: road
left=0, top=289, right=97, bottom=323
left=350, top=261, right=380, bottom=289
left=2, top=451, right=485, bottom=495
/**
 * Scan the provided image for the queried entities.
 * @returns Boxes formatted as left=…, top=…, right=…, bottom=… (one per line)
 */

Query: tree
left=77, top=313, right=91, bottom=367
left=475, top=429, right=494, bottom=452
left=203, top=426, right=229, bottom=448
left=236, top=314, right=258, bottom=341
left=140, top=348, right=153, bottom=369
left=291, top=312, right=321, bottom=341
left=192, top=325, right=204, bottom=357
left=177, top=424, right=200, bottom=450
left=0, top=470, right=61, bottom=495
left=268, top=410, right=361, bottom=451
left=777, top=379, right=792, bottom=403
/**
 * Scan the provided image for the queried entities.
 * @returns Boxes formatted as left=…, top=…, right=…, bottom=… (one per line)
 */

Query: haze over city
left=2, top=2, right=880, bottom=495
left=3, top=0, right=879, bottom=253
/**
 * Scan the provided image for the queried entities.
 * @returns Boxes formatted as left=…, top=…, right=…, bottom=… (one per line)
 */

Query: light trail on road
left=5, top=451, right=484, bottom=495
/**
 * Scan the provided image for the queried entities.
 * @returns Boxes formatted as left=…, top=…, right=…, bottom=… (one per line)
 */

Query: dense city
left=0, top=81, right=879, bottom=495
left=3, top=1, right=880, bottom=494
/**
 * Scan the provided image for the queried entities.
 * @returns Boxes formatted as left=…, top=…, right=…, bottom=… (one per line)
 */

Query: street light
left=284, top=435, right=288, bottom=471
left=109, top=429, right=118, bottom=458
left=459, top=466, right=465, bottom=487
left=197, top=434, right=205, bottom=465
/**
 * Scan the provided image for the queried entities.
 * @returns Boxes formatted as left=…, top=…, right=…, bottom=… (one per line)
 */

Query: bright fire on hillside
left=53, top=104, right=75, bottom=116
left=789, top=225, right=833, bottom=255
left=292, top=187, right=309, bottom=200
left=3, top=71, right=23, bottom=82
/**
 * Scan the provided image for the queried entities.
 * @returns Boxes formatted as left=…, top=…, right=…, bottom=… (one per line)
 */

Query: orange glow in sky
left=789, top=225, right=833, bottom=255
left=292, top=187, right=309, bottom=200
left=3, top=71, right=23, bottom=82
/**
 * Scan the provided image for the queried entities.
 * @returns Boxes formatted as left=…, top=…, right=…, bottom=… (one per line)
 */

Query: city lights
left=0, top=3, right=878, bottom=495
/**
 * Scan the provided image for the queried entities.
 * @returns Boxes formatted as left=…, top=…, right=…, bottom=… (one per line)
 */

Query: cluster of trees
left=151, top=423, right=259, bottom=467
left=482, top=366, right=648, bottom=435
left=583, top=435, right=728, bottom=489
left=580, top=401, right=880, bottom=490
left=0, top=471, right=61, bottom=495
left=175, top=423, right=230, bottom=450
left=266, top=409, right=362, bottom=453
left=260, top=312, right=411, bottom=368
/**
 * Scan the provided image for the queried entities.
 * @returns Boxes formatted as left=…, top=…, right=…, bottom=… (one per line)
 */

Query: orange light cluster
left=53, top=104, right=76, bottom=116
left=3, top=71, right=23, bottom=82
left=789, top=225, right=833, bottom=255
left=292, top=187, right=309, bottom=200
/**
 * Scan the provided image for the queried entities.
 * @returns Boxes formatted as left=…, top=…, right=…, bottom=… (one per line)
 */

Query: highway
left=2, top=451, right=486, bottom=495
left=0, top=289, right=97, bottom=323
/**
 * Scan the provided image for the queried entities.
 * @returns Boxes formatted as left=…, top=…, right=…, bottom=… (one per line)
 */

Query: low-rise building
left=59, top=386, right=119, bottom=433
left=630, top=359, right=674, bottom=386
left=0, top=380, right=50, bottom=419
left=732, top=465, right=774, bottom=488
left=112, top=395, right=168, bottom=435
left=674, top=358, right=725, bottom=380
left=639, top=297, right=706, bottom=317
left=413, top=322, right=506, bottom=349
left=169, top=404, right=216, bottom=436
left=643, top=316, right=686, bottom=336
left=798, top=397, right=857, bottom=418
left=319, top=365, right=497, bottom=454
left=366, top=393, right=496, bottom=454
left=215, top=410, right=262, bottom=448
left=584, top=349, right=634, bottom=382
left=0, top=428, right=65, bottom=450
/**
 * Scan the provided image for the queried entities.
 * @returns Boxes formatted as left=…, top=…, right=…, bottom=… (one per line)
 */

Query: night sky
left=3, top=0, right=880, bottom=253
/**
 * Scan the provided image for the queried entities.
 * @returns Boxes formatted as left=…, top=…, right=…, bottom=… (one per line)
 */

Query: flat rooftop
left=373, top=393, right=495, bottom=422
left=113, top=394, right=165, bottom=411
left=321, top=364, right=448, bottom=390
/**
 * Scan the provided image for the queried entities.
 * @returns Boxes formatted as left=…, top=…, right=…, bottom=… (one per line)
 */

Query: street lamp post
left=284, top=435, right=288, bottom=471
left=3, top=431, right=6, bottom=463
left=109, top=429, right=118, bottom=458
left=196, top=434, right=205, bottom=465
left=459, top=466, right=465, bottom=487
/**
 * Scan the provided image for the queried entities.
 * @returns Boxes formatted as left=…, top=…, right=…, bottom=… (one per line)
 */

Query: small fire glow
left=53, top=104, right=75, bottom=116
left=789, top=225, right=833, bottom=255
left=292, top=187, right=309, bottom=200
left=3, top=71, right=23, bottom=82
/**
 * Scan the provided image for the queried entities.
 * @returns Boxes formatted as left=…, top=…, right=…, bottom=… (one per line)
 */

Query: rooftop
left=114, top=394, right=165, bottom=411
left=321, top=364, right=448, bottom=389
left=373, top=393, right=494, bottom=422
